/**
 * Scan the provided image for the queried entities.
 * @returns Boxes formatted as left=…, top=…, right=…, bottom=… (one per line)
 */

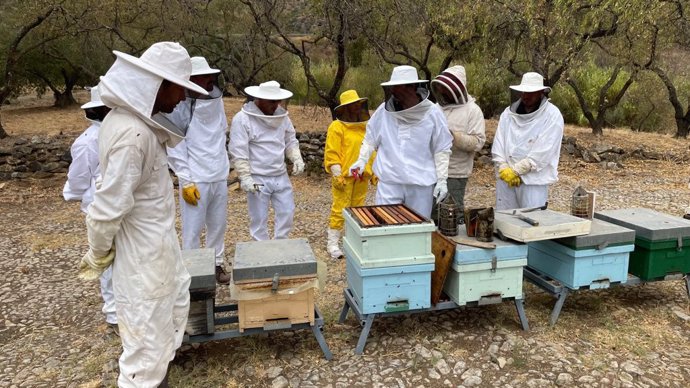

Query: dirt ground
left=1, top=95, right=690, bottom=388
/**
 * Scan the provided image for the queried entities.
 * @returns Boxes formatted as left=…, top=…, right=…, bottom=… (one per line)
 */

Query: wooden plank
left=378, top=207, right=402, bottom=224
left=385, top=206, right=409, bottom=224
left=373, top=207, right=398, bottom=225
left=396, top=205, right=423, bottom=223
left=350, top=208, right=373, bottom=226
left=361, top=208, right=381, bottom=225
left=431, top=231, right=456, bottom=305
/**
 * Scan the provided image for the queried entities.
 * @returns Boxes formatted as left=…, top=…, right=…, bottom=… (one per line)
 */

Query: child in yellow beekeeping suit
left=324, top=90, right=377, bottom=259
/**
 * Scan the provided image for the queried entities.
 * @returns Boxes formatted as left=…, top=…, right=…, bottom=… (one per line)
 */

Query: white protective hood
left=99, top=59, right=185, bottom=147
left=384, top=88, right=435, bottom=125
left=241, top=101, right=289, bottom=129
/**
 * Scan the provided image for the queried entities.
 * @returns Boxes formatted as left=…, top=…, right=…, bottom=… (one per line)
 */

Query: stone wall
left=0, top=135, right=73, bottom=180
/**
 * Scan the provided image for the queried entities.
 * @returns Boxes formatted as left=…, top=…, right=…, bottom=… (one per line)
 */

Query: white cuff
left=233, top=159, right=252, bottom=179
left=286, top=146, right=303, bottom=164
left=513, top=158, right=533, bottom=176
left=331, top=164, right=342, bottom=177
left=434, top=150, right=451, bottom=183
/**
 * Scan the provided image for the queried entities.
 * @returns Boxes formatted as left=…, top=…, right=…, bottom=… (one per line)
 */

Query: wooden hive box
left=343, top=204, right=436, bottom=268
left=233, top=239, right=317, bottom=332
left=444, top=226, right=527, bottom=306
left=528, top=219, right=636, bottom=288
left=595, top=208, right=690, bottom=280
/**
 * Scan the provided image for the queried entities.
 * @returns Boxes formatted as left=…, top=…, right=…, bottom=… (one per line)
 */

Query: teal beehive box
left=345, top=239, right=433, bottom=314
left=444, top=226, right=527, bottom=306
left=343, top=205, right=436, bottom=268
left=528, top=219, right=635, bottom=289
left=595, top=208, right=690, bottom=280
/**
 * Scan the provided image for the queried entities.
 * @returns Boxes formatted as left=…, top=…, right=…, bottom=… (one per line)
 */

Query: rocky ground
left=1, top=97, right=690, bottom=387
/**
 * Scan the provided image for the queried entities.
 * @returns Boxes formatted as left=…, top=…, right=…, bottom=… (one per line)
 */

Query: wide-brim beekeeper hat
left=509, top=72, right=551, bottom=93
left=112, top=42, right=208, bottom=96
left=190, top=56, right=220, bottom=76
left=335, top=90, right=367, bottom=111
left=80, top=85, right=105, bottom=109
left=380, top=65, right=428, bottom=86
left=244, top=81, right=293, bottom=100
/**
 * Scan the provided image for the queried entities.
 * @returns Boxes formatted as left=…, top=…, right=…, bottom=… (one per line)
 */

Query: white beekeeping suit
left=228, top=81, right=304, bottom=241
left=167, top=57, right=230, bottom=284
left=83, top=42, right=207, bottom=387
left=63, top=86, right=117, bottom=327
left=492, top=72, right=564, bottom=210
left=348, top=65, right=453, bottom=218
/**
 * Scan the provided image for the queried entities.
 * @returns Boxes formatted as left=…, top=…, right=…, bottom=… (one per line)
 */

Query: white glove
left=347, top=160, right=366, bottom=178
left=240, top=176, right=258, bottom=193
left=78, top=248, right=115, bottom=281
left=433, top=180, right=448, bottom=204
left=513, top=158, right=533, bottom=176
left=286, top=147, right=305, bottom=175
left=348, top=139, right=375, bottom=177
left=330, top=164, right=342, bottom=177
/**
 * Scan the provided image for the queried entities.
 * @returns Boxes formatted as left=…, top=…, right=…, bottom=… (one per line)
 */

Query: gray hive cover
left=233, top=238, right=317, bottom=283
left=181, top=248, right=216, bottom=291
left=554, top=218, right=635, bottom=249
left=595, top=208, right=690, bottom=241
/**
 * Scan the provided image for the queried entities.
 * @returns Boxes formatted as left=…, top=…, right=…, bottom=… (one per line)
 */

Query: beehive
left=528, top=219, right=636, bottom=289
left=595, top=208, right=690, bottom=280
left=182, top=248, right=216, bottom=336
left=345, top=240, right=432, bottom=314
left=444, top=226, right=527, bottom=306
left=233, top=239, right=317, bottom=331
left=343, top=204, right=436, bottom=268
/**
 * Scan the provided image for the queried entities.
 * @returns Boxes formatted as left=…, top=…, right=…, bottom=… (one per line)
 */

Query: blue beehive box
left=345, top=240, right=433, bottom=314
left=528, top=219, right=635, bottom=289
left=444, top=226, right=527, bottom=306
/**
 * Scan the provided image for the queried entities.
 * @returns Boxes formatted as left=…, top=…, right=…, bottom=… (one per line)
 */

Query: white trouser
left=116, top=259, right=190, bottom=387
left=376, top=181, right=435, bottom=219
left=179, top=181, right=228, bottom=266
left=247, top=173, right=295, bottom=240
left=99, top=266, right=117, bottom=324
left=495, top=179, right=549, bottom=210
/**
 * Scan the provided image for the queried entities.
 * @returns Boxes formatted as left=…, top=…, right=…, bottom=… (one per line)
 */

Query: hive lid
left=554, top=218, right=635, bottom=249
left=182, top=248, right=216, bottom=291
left=233, top=238, right=317, bottom=283
left=452, top=225, right=527, bottom=264
left=594, top=208, right=690, bottom=241
left=494, top=209, right=591, bottom=242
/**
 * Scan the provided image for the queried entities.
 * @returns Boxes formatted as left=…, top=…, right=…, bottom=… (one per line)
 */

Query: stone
left=621, top=361, right=644, bottom=376
left=435, top=359, right=450, bottom=375
left=266, top=366, right=283, bottom=379
left=556, top=373, right=573, bottom=386
left=462, top=376, right=482, bottom=387
left=453, top=361, right=467, bottom=375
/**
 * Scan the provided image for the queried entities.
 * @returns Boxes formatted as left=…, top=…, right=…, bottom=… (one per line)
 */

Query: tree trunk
left=53, top=90, right=77, bottom=108
left=674, top=117, right=690, bottom=138
left=0, top=119, right=7, bottom=139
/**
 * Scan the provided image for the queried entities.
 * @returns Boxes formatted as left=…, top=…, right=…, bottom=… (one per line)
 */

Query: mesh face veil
left=334, top=100, right=370, bottom=123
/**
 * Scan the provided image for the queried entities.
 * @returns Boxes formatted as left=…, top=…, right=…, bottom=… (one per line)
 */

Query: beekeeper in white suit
left=167, top=56, right=231, bottom=284
left=348, top=65, right=453, bottom=218
left=63, top=85, right=117, bottom=330
left=79, top=41, right=208, bottom=387
left=491, top=72, right=564, bottom=210
left=228, top=81, right=305, bottom=241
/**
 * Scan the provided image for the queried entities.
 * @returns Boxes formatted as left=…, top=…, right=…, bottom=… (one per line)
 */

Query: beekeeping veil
left=334, top=89, right=370, bottom=123
left=380, top=65, right=433, bottom=124
left=98, top=42, right=208, bottom=146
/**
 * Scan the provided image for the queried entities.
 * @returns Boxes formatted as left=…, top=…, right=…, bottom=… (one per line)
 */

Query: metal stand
left=185, top=303, right=332, bottom=360
left=525, top=267, right=690, bottom=326
left=338, top=288, right=529, bottom=355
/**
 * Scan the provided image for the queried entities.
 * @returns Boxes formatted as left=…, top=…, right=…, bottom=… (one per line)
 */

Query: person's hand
left=347, top=160, right=365, bottom=179
left=370, top=175, right=379, bottom=186
left=292, top=159, right=305, bottom=175
left=499, top=167, right=520, bottom=187
left=433, top=180, right=448, bottom=204
left=330, top=164, right=342, bottom=177
left=240, top=176, right=258, bottom=193
left=181, top=183, right=201, bottom=206
left=332, top=175, right=346, bottom=191
left=78, top=248, right=115, bottom=281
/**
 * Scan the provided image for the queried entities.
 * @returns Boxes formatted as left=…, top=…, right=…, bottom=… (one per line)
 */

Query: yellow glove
left=499, top=167, right=521, bottom=187
left=182, top=183, right=201, bottom=206
left=370, top=175, right=379, bottom=186
left=332, top=175, right=346, bottom=191
left=78, top=248, right=116, bottom=281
